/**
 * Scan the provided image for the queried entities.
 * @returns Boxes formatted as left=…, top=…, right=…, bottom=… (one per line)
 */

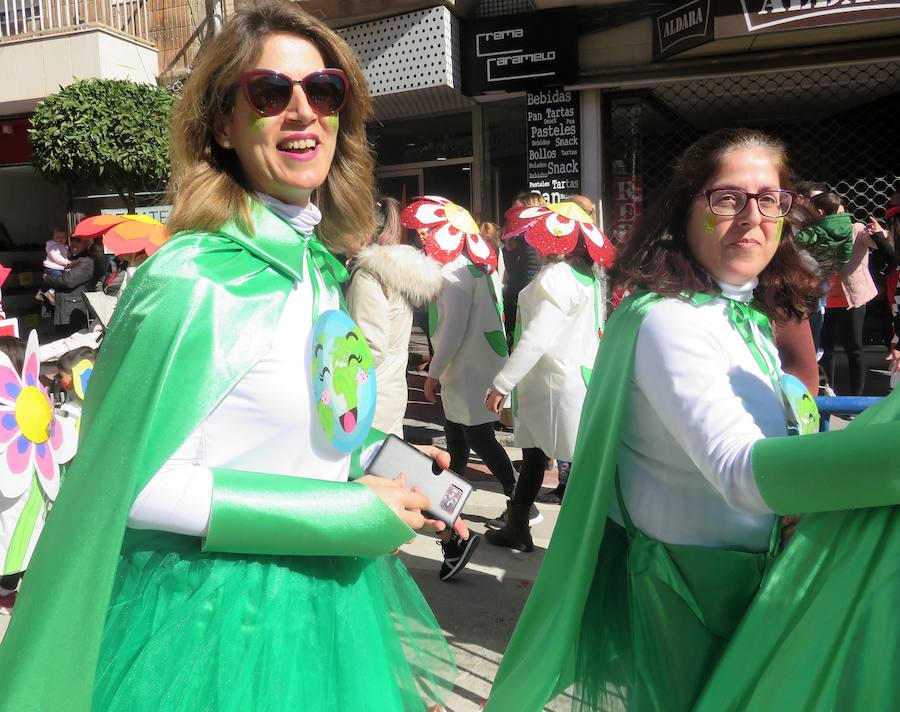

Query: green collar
left=218, top=202, right=308, bottom=283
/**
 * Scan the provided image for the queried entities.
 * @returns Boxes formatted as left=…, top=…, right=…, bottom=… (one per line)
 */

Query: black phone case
left=366, top=435, right=473, bottom=527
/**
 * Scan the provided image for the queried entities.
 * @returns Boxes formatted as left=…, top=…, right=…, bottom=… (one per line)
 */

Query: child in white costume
left=486, top=199, right=615, bottom=551
left=402, top=197, right=519, bottom=516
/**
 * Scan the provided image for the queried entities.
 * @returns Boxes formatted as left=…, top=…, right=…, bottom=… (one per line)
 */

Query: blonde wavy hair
left=166, top=0, right=375, bottom=252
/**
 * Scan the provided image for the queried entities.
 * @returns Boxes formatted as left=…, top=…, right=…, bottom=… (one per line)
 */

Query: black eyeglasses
left=240, top=68, right=349, bottom=117
left=697, top=188, right=796, bottom=218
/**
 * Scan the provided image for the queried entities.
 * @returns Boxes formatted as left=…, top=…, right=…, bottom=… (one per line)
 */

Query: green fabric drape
left=0, top=203, right=405, bottom=711
left=485, top=290, right=662, bottom=711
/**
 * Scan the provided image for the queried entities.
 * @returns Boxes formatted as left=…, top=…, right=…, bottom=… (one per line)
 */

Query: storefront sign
left=461, top=10, right=578, bottom=94
left=722, top=0, right=900, bottom=35
left=101, top=205, right=172, bottom=224
left=526, top=90, right=580, bottom=202
left=654, top=0, right=713, bottom=60
left=654, top=0, right=900, bottom=59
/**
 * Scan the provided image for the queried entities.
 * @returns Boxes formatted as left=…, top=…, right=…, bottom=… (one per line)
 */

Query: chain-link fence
left=607, top=60, right=900, bottom=222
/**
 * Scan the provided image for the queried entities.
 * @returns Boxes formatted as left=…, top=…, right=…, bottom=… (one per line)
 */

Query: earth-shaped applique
left=311, top=310, right=377, bottom=452
left=780, top=373, right=820, bottom=436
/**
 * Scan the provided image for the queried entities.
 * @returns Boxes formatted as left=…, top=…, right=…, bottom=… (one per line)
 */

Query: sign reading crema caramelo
left=460, top=10, right=578, bottom=95
left=730, top=0, right=900, bottom=34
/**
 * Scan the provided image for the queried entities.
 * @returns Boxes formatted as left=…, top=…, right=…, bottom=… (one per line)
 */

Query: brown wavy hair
left=166, top=0, right=375, bottom=252
left=610, top=128, right=819, bottom=322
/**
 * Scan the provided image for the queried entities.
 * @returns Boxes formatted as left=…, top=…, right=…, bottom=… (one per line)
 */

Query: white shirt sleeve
left=633, top=304, right=773, bottom=514
left=127, top=428, right=213, bottom=537
left=428, top=264, right=473, bottom=380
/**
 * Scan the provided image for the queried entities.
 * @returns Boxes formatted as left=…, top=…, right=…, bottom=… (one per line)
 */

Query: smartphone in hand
left=367, top=435, right=472, bottom=527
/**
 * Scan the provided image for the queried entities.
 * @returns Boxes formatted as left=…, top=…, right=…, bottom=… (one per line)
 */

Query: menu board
left=526, top=90, right=580, bottom=203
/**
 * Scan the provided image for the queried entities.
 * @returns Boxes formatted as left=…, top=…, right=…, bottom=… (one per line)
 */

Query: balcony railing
left=0, top=0, right=151, bottom=42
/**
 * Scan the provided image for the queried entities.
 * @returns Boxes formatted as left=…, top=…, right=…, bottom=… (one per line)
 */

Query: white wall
left=0, top=28, right=158, bottom=114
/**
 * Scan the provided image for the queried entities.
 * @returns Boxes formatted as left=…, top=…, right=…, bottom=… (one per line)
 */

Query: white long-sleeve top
left=128, top=200, right=347, bottom=537
left=612, top=281, right=783, bottom=552
left=493, top=261, right=601, bottom=459
left=428, top=254, right=506, bottom=426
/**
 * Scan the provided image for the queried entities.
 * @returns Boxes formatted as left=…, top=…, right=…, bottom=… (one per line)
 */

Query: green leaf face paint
left=703, top=212, right=717, bottom=234
left=773, top=217, right=784, bottom=244
left=324, top=115, right=339, bottom=131
left=250, top=115, right=268, bottom=132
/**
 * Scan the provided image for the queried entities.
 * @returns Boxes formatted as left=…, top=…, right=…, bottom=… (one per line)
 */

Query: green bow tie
left=302, top=234, right=349, bottom=293
left=726, top=298, right=773, bottom=343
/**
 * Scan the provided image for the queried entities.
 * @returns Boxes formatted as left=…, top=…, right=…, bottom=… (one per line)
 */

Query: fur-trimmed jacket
left=347, top=244, right=443, bottom=437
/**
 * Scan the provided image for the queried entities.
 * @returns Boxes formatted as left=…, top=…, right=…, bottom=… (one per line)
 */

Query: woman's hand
left=413, top=444, right=470, bottom=539
left=866, top=216, right=885, bottom=234
left=424, top=376, right=441, bottom=404
left=886, top=348, right=900, bottom=374
left=357, top=474, right=430, bottom=533
left=484, top=387, right=506, bottom=414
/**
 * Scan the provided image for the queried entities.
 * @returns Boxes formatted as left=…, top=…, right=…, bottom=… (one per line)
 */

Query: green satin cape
left=486, top=291, right=900, bottom=711
left=0, top=204, right=412, bottom=711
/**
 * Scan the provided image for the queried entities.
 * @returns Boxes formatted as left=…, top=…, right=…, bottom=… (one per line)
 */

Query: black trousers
left=511, top=448, right=550, bottom=507
left=821, top=305, right=867, bottom=395
left=444, top=420, right=516, bottom=496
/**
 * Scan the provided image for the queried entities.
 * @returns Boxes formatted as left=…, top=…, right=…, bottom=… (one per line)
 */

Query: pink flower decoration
left=401, top=196, right=498, bottom=272
left=320, top=391, right=331, bottom=406
left=502, top=202, right=616, bottom=267
left=0, top=331, right=77, bottom=501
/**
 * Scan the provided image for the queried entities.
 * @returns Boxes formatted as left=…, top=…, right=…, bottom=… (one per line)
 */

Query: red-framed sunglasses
left=240, top=68, right=349, bottom=117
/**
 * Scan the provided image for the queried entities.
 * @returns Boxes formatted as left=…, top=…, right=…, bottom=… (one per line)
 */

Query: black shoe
left=487, top=502, right=542, bottom=529
left=439, top=532, right=480, bottom=582
left=535, top=485, right=566, bottom=505
left=485, top=504, right=534, bottom=552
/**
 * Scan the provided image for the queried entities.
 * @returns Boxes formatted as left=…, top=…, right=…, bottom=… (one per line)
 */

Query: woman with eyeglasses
left=0, top=2, right=455, bottom=709
left=486, top=128, right=900, bottom=711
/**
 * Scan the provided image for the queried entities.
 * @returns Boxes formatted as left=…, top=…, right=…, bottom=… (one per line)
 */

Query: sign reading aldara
left=654, top=0, right=713, bottom=60
left=527, top=90, right=580, bottom=202
left=461, top=10, right=578, bottom=95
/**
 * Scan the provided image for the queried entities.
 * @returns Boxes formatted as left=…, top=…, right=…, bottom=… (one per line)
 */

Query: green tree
left=29, top=79, right=174, bottom=213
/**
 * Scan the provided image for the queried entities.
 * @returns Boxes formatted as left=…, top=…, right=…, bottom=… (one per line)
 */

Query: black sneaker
left=486, top=503, right=542, bottom=529
left=439, top=532, right=480, bottom=582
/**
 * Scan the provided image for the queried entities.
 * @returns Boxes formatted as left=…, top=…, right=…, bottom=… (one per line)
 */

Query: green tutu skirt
left=93, top=531, right=454, bottom=711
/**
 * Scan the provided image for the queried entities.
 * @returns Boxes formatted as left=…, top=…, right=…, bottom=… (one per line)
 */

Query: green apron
left=614, top=476, right=779, bottom=711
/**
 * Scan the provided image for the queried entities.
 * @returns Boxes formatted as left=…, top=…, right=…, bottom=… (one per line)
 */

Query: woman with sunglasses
left=0, top=2, right=455, bottom=710
left=486, top=128, right=900, bottom=711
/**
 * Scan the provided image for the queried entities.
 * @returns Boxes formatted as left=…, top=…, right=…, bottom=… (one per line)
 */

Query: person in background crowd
left=37, top=227, right=71, bottom=305
left=347, top=198, right=479, bottom=582
left=348, top=197, right=443, bottom=438
left=880, top=193, right=900, bottom=384
left=484, top=199, right=608, bottom=551
left=408, top=196, right=530, bottom=543
left=502, top=192, right=544, bottom=348
left=486, top=127, right=900, bottom=712
left=42, top=235, right=101, bottom=336
left=538, top=194, right=602, bottom=505
left=817, top=192, right=895, bottom=394
left=0, top=3, right=457, bottom=709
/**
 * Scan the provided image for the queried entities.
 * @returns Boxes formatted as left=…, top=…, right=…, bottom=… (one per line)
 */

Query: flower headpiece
left=0, top=332, right=77, bottom=501
left=502, top=201, right=616, bottom=267
left=401, top=196, right=498, bottom=272
left=73, top=213, right=169, bottom=257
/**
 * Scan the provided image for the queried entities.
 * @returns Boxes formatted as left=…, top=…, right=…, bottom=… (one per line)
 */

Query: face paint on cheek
left=703, top=212, right=717, bottom=234
left=773, top=217, right=784, bottom=244
left=324, top=115, right=339, bottom=132
left=249, top=115, right=268, bottom=132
